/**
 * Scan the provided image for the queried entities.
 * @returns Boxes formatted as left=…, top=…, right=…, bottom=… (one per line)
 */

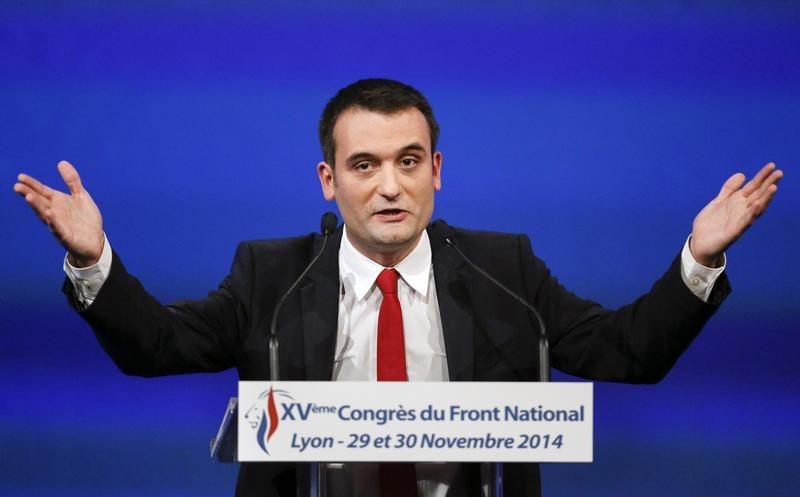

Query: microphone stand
left=445, top=238, right=550, bottom=382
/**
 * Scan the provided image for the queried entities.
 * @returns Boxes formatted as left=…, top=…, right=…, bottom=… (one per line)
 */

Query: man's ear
left=432, top=151, right=443, bottom=191
left=317, top=162, right=336, bottom=201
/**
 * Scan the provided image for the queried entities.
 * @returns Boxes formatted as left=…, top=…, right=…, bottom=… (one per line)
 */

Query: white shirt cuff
left=63, top=234, right=112, bottom=310
left=680, top=235, right=726, bottom=302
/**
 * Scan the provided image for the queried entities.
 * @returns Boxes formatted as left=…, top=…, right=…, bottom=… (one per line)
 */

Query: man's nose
left=376, top=165, right=402, bottom=199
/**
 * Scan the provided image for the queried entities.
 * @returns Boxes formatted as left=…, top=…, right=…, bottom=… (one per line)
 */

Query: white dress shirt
left=333, top=226, right=448, bottom=382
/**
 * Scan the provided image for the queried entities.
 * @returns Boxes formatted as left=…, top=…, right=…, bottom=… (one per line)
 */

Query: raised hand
left=690, top=162, right=783, bottom=267
left=13, top=160, right=104, bottom=267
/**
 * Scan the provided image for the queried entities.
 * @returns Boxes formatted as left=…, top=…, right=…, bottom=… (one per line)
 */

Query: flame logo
left=245, top=386, right=293, bottom=455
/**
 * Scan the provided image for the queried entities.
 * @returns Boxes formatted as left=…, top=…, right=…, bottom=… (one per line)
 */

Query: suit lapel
left=300, top=229, right=341, bottom=381
left=429, top=221, right=475, bottom=382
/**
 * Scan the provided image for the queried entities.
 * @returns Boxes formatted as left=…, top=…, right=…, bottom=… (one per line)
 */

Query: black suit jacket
left=69, top=220, right=730, bottom=497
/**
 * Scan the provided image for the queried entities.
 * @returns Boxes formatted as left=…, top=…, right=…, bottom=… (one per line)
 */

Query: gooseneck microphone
left=444, top=237, right=551, bottom=382
left=268, top=212, right=338, bottom=381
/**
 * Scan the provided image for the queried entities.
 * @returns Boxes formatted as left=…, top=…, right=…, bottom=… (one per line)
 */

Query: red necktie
left=376, top=268, right=408, bottom=381
left=375, top=269, right=417, bottom=496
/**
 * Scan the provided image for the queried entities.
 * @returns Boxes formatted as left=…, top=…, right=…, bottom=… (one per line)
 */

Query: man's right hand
left=13, top=160, right=104, bottom=267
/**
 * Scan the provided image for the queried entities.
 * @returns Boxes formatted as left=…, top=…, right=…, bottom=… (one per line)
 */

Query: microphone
left=321, top=211, right=338, bottom=236
left=444, top=237, right=550, bottom=382
left=268, top=212, right=338, bottom=381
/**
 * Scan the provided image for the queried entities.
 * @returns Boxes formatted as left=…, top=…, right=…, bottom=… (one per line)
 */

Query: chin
left=370, top=230, right=414, bottom=249
left=383, top=223, right=417, bottom=238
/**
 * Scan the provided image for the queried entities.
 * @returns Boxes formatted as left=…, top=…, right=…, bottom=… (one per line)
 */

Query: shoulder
left=428, top=219, right=532, bottom=264
left=228, top=231, right=333, bottom=277
left=236, top=233, right=321, bottom=258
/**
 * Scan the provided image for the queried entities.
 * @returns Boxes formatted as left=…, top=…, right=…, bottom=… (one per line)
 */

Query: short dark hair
left=318, top=78, right=440, bottom=165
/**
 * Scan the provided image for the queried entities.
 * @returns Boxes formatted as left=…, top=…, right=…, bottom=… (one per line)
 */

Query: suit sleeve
left=63, top=242, right=256, bottom=377
left=518, top=234, right=731, bottom=383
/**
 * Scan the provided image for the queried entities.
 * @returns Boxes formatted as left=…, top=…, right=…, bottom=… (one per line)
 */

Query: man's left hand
left=690, top=162, right=783, bottom=267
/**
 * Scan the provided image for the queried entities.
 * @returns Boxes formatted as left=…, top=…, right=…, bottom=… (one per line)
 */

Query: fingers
left=13, top=162, right=72, bottom=225
left=741, top=162, right=777, bottom=197
left=12, top=180, right=32, bottom=197
left=13, top=179, right=48, bottom=208
left=717, top=162, right=784, bottom=205
left=14, top=181, right=52, bottom=223
left=749, top=169, right=783, bottom=217
left=14, top=172, right=54, bottom=199
left=716, top=172, right=746, bottom=200
left=57, top=160, right=84, bottom=195
left=753, top=168, right=783, bottom=198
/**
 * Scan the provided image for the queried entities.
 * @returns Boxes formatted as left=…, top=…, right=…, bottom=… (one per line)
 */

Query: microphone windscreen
left=321, top=212, right=338, bottom=235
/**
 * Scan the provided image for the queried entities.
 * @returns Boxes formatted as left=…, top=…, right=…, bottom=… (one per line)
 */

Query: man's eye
left=354, top=162, right=372, bottom=171
left=399, top=158, right=418, bottom=168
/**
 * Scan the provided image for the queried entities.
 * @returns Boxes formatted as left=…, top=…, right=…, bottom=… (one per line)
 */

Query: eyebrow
left=398, top=142, right=427, bottom=155
left=344, top=142, right=428, bottom=165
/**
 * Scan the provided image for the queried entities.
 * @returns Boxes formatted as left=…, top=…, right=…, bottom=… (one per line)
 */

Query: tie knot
left=376, top=268, right=399, bottom=295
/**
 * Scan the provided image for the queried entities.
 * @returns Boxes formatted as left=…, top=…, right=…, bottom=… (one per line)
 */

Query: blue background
left=2, top=2, right=798, bottom=496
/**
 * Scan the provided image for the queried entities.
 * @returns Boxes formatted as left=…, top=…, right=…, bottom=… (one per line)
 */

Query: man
left=13, top=79, right=783, bottom=496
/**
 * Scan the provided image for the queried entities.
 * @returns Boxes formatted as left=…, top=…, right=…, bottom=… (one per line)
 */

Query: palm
left=690, top=163, right=783, bottom=267
left=14, top=161, right=104, bottom=266
left=48, top=184, right=102, bottom=250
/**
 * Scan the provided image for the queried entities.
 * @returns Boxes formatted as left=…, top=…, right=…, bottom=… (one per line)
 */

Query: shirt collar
left=339, top=225, right=432, bottom=301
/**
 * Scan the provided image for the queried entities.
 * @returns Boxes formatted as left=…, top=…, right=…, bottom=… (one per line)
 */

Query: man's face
left=317, top=107, right=442, bottom=266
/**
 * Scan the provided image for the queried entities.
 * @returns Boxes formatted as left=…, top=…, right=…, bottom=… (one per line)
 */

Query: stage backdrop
left=2, top=3, right=798, bottom=496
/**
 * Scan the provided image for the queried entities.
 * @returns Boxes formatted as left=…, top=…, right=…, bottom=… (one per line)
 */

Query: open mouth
left=374, top=209, right=407, bottom=221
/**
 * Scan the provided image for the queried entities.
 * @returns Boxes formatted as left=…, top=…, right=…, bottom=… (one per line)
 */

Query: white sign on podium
left=238, top=381, right=592, bottom=463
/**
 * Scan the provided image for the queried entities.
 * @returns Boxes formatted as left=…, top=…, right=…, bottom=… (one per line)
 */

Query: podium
left=211, top=382, right=592, bottom=496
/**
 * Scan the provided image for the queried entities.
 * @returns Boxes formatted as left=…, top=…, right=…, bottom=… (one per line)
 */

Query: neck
left=344, top=229, right=424, bottom=268
left=368, top=246, right=415, bottom=268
